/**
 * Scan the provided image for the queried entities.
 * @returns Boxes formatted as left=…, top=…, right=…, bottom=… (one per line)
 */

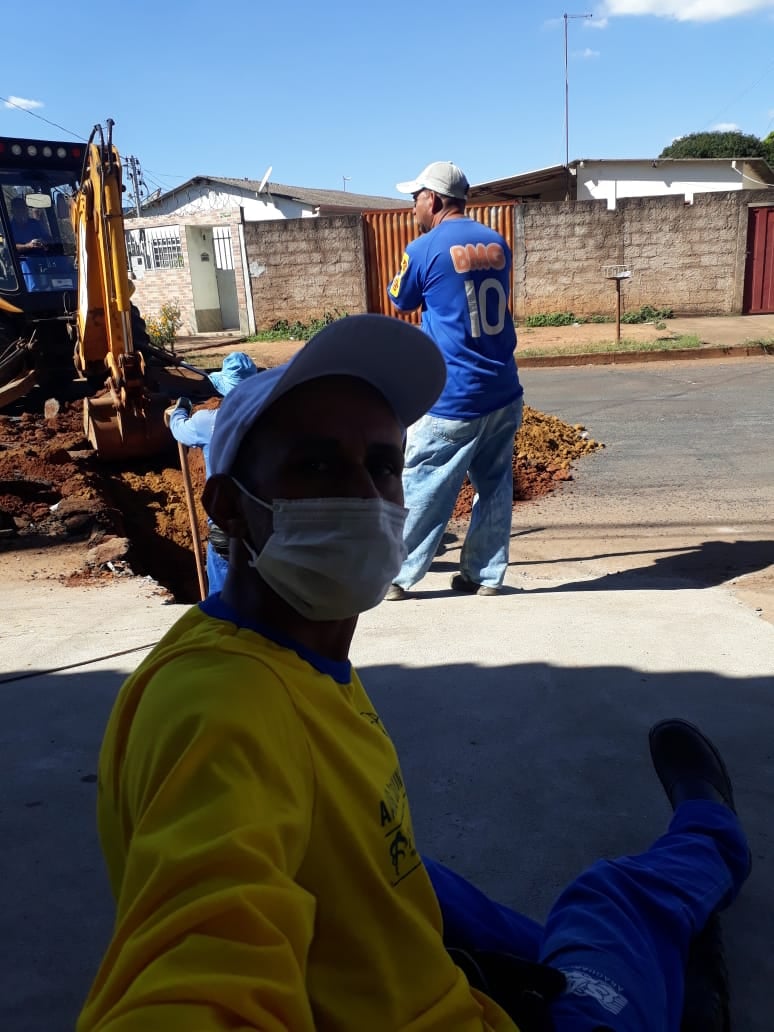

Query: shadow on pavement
left=3, top=660, right=772, bottom=1032
left=515, top=539, right=774, bottom=593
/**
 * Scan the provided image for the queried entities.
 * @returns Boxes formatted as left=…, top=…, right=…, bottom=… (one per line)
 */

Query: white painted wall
left=576, top=160, right=769, bottom=209
left=145, top=181, right=314, bottom=221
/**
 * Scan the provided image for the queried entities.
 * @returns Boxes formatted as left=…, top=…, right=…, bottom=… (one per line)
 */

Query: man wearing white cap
left=78, top=315, right=749, bottom=1032
left=165, top=350, right=258, bottom=594
left=386, top=160, right=523, bottom=600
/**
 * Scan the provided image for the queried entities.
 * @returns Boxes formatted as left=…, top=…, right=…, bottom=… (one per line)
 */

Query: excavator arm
left=73, top=120, right=170, bottom=459
left=0, top=120, right=214, bottom=451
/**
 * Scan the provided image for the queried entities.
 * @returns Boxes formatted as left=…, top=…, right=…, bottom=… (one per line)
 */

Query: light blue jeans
left=395, top=396, right=524, bottom=590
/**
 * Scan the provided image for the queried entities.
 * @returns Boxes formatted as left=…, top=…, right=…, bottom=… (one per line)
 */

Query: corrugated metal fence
left=362, top=203, right=517, bottom=323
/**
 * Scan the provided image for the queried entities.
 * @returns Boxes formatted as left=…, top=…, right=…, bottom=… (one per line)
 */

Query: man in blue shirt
left=386, top=161, right=523, bottom=600
left=166, top=351, right=258, bottom=594
left=9, top=196, right=52, bottom=255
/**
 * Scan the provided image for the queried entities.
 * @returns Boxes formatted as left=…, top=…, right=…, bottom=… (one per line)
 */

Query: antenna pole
left=563, top=11, right=593, bottom=201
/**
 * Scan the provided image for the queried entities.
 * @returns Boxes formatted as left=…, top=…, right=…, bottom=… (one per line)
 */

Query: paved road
left=504, top=357, right=774, bottom=620
left=2, top=356, right=773, bottom=1031
left=521, top=355, right=774, bottom=526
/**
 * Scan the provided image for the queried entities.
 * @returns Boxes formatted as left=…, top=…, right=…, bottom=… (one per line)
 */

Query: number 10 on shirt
left=464, top=278, right=507, bottom=338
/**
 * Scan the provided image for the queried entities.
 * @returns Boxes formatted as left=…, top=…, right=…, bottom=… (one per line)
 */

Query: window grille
left=124, top=225, right=185, bottom=270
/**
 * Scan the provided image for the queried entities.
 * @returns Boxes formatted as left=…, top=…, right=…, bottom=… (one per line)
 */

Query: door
left=743, top=206, right=774, bottom=314
left=212, top=226, right=240, bottom=329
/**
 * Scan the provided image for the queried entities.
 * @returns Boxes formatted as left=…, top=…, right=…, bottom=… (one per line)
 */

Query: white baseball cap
left=209, top=314, right=447, bottom=477
left=396, top=161, right=470, bottom=201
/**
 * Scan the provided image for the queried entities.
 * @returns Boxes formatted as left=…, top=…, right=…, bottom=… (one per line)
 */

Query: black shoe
left=450, top=573, right=501, bottom=596
left=681, top=913, right=731, bottom=1032
left=648, top=718, right=736, bottom=812
left=384, top=583, right=409, bottom=601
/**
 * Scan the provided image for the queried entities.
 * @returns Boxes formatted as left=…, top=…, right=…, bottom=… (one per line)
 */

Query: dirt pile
left=452, top=404, right=603, bottom=519
left=0, top=402, right=602, bottom=602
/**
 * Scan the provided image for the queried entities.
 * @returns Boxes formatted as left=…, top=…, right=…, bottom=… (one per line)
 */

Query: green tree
left=762, top=131, right=774, bottom=167
left=659, top=131, right=767, bottom=160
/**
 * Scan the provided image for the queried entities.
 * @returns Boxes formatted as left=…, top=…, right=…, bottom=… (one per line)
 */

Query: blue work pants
left=206, top=543, right=228, bottom=597
left=426, top=801, right=750, bottom=1030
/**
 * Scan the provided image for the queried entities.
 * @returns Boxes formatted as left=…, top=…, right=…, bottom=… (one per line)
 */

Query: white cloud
left=4, top=95, right=44, bottom=111
left=712, top=122, right=741, bottom=131
left=576, top=47, right=601, bottom=57
left=601, top=0, right=774, bottom=21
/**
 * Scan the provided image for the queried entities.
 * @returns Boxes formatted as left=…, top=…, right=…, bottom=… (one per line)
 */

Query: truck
left=0, top=119, right=213, bottom=458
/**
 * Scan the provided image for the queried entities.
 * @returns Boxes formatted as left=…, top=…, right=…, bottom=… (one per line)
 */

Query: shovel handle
left=178, top=441, right=207, bottom=601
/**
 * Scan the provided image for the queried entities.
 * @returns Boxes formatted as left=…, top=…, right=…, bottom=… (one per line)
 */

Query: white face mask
left=232, top=479, right=408, bottom=621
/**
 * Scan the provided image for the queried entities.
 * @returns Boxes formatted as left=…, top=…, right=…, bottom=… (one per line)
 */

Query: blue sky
left=2, top=0, right=773, bottom=200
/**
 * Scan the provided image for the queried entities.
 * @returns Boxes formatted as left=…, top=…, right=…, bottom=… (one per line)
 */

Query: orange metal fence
left=362, top=203, right=517, bottom=323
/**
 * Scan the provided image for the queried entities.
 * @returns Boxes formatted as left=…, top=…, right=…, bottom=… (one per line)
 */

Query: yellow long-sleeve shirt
left=78, top=600, right=517, bottom=1031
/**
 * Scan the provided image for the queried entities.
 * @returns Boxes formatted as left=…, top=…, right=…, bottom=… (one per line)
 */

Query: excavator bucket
left=84, top=392, right=170, bottom=461
left=83, top=363, right=215, bottom=460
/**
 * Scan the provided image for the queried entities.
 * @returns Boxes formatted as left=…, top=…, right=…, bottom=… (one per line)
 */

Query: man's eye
left=371, top=460, right=402, bottom=478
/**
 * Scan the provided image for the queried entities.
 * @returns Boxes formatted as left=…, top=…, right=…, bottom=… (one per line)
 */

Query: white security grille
left=125, top=226, right=185, bottom=270
left=147, top=226, right=184, bottom=268
left=212, top=226, right=234, bottom=270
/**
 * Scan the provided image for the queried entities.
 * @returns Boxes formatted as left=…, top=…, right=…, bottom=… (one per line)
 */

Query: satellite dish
left=258, top=165, right=273, bottom=194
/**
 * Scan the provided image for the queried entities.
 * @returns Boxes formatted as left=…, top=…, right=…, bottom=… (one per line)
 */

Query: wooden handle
left=177, top=440, right=207, bottom=601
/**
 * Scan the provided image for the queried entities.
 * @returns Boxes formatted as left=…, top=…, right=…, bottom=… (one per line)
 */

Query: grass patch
left=524, top=305, right=673, bottom=329
left=518, top=334, right=702, bottom=359
left=178, top=351, right=217, bottom=367
left=245, top=312, right=343, bottom=343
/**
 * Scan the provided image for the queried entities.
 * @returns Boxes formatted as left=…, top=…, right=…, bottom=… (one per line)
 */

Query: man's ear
left=430, top=191, right=443, bottom=214
left=203, top=474, right=246, bottom=537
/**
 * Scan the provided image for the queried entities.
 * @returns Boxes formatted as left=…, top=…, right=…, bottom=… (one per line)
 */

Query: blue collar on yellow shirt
left=200, top=594, right=352, bottom=685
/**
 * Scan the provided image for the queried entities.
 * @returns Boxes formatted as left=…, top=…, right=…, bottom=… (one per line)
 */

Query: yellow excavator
left=0, top=119, right=214, bottom=458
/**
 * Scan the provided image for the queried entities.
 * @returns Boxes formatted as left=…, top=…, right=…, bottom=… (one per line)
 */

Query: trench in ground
left=0, top=404, right=600, bottom=602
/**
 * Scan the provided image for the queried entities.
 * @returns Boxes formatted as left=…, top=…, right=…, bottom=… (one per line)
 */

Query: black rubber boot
left=681, top=913, right=731, bottom=1032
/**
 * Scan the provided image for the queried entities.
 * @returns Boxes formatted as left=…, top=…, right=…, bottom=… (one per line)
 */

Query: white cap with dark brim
left=209, top=314, right=447, bottom=477
left=396, top=160, right=469, bottom=201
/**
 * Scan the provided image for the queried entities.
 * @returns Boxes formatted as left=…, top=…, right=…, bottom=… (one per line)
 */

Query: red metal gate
left=743, top=205, right=774, bottom=314
left=362, top=203, right=517, bottom=324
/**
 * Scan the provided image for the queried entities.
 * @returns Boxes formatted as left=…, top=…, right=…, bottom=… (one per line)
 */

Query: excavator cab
left=0, top=140, right=84, bottom=405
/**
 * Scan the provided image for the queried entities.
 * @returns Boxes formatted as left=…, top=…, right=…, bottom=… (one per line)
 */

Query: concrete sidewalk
left=2, top=536, right=773, bottom=1030
left=667, top=312, right=774, bottom=346
left=516, top=311, right=774, bottom=365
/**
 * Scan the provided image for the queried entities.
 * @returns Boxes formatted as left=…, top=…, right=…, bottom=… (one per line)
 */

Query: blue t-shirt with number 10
left=387, top=216, right=522, bottom=420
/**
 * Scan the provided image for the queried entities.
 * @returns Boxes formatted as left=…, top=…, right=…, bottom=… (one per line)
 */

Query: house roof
left=573, top=156, right=774, bottom=184
left=142, top=175, right=407, bottom=213
left=468, top=164, right=569, bottom=203
left=468, top=157, right=774, bottom=204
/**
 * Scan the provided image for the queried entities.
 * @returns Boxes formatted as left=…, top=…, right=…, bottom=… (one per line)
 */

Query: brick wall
left=515, top=190, right=755, bottom=319
left=243, top=215, right=368, bottom=328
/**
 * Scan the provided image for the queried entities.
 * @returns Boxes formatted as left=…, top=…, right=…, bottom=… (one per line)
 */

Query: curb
left=517, top=343, right=773, bottom=369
